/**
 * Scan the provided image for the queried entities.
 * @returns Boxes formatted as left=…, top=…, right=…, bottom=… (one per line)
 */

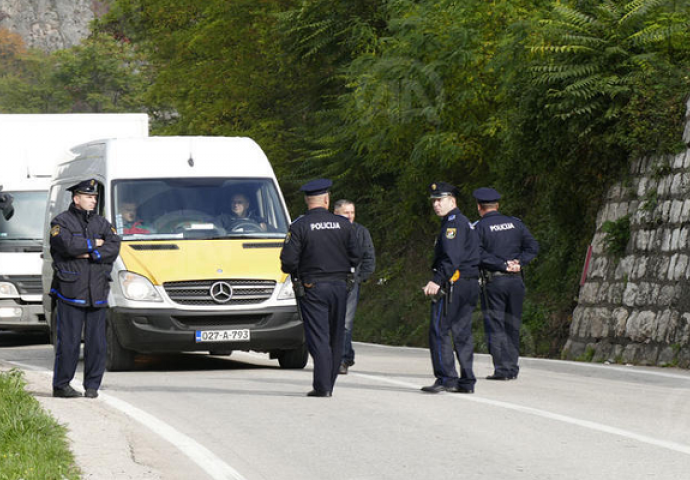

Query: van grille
left=2, top=275, right=43, bottom=295
left=163, top=279, right=276, bottom=306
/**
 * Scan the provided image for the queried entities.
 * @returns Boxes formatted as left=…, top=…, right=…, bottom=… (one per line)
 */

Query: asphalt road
left=1, top=331, right=689, bottom=480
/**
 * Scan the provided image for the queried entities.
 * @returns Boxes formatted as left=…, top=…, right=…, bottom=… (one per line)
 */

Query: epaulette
left=290, top=215, right=305, bottom=225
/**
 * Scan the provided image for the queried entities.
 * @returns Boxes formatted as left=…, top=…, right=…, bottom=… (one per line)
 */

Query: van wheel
left=277, top=343, right=308, bottom=369
left=106, top=318, right=136, bottom=372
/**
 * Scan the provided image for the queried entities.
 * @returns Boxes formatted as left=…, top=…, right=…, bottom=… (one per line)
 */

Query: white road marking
left=359, top=342, right=690, bottom=381
left=8, top=361, right=248, bottom=480
left=352, top=372, right=690, bottom=456
left=8, top=346, right=690, bottom=479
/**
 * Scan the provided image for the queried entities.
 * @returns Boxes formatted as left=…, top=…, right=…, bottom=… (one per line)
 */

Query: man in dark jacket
left=280, top=179, right=361, bottom=397
left=421, top=181, right=480, bottom=394
left=473, top=187, right=539, bottom=381
left=50, top=179, right=121, bottom=398
left=333, top=199, right=375, bottom=374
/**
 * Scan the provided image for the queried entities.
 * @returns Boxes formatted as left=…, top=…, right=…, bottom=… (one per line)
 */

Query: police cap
left=473, top=187, right=501, bottom=203
left=300, top=178, right=332, bottom=196
left=67, top=179, right=99, bottom=195
left=429, top=181, right=458, bottom=199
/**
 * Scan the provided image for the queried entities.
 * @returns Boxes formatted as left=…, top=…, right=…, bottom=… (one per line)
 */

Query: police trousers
left=298, top=280, right=347, bottom=393
left=429, top=278, right=478, bottom=388
left=52, top=300, right=107, bottom=390
left=481, top=275, right=525, bottom=378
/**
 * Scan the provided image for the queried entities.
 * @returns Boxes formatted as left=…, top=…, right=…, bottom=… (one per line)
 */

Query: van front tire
left=276, top=343, right=308, bottom=369
left=106, top=316, right=136, bottom=371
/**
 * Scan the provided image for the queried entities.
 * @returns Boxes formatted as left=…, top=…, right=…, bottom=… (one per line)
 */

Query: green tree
left=51, top=31, right=148, bottom=112
left=0, top=30, right=148, bottom=114
left=531, top=0, right=690, bottom=152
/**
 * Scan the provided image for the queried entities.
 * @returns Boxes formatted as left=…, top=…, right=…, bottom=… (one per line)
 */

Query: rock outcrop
left=0, top=0, right=98, bottom=52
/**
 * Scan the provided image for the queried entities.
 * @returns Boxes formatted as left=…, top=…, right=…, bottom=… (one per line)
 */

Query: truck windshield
left=112, top=178, right=289, bottom=240
left=0, top=191, right=47, bottom=244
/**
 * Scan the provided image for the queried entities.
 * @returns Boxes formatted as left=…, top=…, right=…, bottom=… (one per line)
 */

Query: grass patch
left=0, top=369, right=80, bottom=480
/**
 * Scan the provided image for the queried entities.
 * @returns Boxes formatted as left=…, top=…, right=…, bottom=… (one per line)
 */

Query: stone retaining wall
left=564, top=98, right=690, bottom=367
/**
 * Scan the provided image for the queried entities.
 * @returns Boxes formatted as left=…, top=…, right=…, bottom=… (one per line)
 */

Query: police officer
left=50, top=179, right=121, bottom=398
left=473, top=187, right=539, bottom=380
left=421, top=182, right=480, bottom=394
left=280, top=179, right=361, bottom=397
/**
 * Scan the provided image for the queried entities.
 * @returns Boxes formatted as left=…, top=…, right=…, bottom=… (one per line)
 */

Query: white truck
left=0, top=114, right=148, bottom=333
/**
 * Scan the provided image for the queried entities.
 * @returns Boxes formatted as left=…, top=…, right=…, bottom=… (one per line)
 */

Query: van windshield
left=112, top=178, right=289, bottom=240
left=0, top=191, right=47, bottom=247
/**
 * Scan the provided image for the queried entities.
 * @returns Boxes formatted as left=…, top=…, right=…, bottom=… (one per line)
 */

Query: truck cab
left=0, top=178, right=50, bottom=331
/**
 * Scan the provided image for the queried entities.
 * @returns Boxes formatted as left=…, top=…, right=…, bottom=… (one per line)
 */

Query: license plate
left=195, top=329, right=250, bottom=343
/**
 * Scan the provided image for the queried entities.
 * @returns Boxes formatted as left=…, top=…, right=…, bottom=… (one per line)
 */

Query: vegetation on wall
left=1, top=0, right=689, bottom=357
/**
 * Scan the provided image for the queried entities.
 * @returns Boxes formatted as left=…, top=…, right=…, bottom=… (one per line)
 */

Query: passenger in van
left=119, top=200, right=152, bottom=234
left=218, top=192, right=267, bottom=232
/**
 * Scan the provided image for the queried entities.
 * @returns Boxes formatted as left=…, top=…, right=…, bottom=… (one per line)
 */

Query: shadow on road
left=0, top=330, right=50, bottom=348
left=128, top=352, right=280, bottom=372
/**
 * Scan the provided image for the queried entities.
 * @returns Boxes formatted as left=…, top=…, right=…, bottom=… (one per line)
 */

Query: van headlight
left=0, top=282, right=20, bottom=299
left=118, top=271, right=163, bottom=302
left=277, top=277, right=295, bottom=300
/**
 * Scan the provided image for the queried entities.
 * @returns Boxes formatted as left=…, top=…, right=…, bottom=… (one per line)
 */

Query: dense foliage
left=1, top=0, right=689, bottom=356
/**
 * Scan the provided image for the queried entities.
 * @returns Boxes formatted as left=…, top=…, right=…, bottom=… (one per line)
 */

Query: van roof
left=62, top=136, right=276, bottom=180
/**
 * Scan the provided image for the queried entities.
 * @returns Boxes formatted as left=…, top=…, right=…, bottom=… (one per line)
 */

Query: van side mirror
left=0, top=192, right=14, bottom=221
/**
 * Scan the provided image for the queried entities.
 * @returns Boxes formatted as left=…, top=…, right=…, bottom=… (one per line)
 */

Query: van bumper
left=0, top=301, right=48, bottom=331
left=109, top=305, right=304, bottom=353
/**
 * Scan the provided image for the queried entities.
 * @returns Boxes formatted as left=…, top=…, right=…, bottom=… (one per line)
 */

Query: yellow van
left=42, top=137, right=305, bottom=371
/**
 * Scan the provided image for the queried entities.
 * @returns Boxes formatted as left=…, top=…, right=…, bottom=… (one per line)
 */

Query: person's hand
left=422, top=281, right=441, bottom=296
left=77, top=253, right=90, bottom=259
left=507, top=260, right=521, bottom=272
left=95, top=239, right=105, bottom=247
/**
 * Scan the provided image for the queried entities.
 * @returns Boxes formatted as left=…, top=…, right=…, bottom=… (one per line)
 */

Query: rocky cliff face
left=0, top=0, right=98, bottom=52
left=565, top=98, right=690, bottom=368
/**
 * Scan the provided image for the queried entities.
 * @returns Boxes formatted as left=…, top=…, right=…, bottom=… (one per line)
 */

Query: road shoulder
left=3, top=365, right=204, bottom=480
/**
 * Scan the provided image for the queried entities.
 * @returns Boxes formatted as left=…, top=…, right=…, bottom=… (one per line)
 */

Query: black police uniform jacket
left=474, top=210, right=539, bottom=272
left=49, top=203, right=122, bottom=307
left=352, top=222, right=376, bottom=284
left=432, top=208, right=480, bottom=285
left=280, top=208, right=361, bottom=282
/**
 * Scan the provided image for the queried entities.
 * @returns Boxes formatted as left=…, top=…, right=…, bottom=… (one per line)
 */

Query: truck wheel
left=106, top=318, right=136, bottom=372
left=277, top=343, right=308, bottom=369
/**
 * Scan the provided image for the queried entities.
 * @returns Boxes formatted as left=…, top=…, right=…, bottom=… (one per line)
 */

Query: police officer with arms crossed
left=50, top=179, right=121, bottom=398
left=421, top=182, right=480, bottom=394
left=280, top=179, right=361, bottom=397
left=333, top=199, right=376, bottom=375
left=473, top=187, right=539, bottom=381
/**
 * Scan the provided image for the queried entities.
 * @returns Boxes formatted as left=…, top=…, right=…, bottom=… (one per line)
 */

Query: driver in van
left=218, top=192, right=267, bottom=231
left=119, top=200, right=151, bottom=234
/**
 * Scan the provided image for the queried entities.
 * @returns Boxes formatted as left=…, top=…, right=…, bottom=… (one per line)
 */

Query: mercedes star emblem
left=209, top=281, right=233, bottom=304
